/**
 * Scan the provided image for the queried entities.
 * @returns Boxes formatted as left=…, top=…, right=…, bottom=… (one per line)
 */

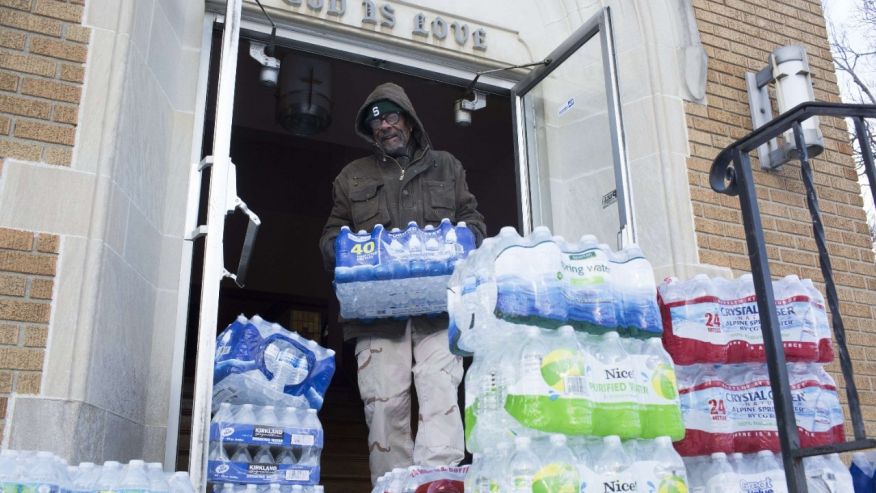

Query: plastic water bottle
left=464, top=453, right=483, bottom=493
left=146, top=463, right=167, bottom=493
left=213, top=402, right=233, bottom=426
left=703, top=452, right=738, bottom=493
left=95, top=461, right=123, bottom=493
left=253, top=446, right=274, bottom=465
left=590, top=331, right=641, bottom=438
left=639, top=337, right=683, bottom=439
left=0, top=450, right=20, bottom=493
left=231, top=445, right=253, bottom=464
left=593, top=436, right=634, bottom=492
left=166, top=472, right=194, bottom=493
left=117, top=460, right=149, bottom=493
left=618, top=245, right=661, bottom=335
left=299, top=409, right=322, bottom=467
left=532, top=434, right=579, bottom=493
left=507, top=437, right=540, bottom=493
left=653, top=436, right=688, bottom=492
left=19, top=451, right=60, bottom=493
left=504, top=326, right=550, bottom=431
left=234, top=404, right=258, bottom=425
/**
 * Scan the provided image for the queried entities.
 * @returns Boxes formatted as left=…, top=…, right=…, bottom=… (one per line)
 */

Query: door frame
left=167, top=5, right=528, bottom=484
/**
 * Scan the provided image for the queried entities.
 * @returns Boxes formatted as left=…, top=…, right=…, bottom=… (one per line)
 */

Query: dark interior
left=177, top=29, right=517, bottom=492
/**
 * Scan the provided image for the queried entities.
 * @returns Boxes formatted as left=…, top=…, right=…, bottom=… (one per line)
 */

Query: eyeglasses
left=368, top=112, right=402, bottom=131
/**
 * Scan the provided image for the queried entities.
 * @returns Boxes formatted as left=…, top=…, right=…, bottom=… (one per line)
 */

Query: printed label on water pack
left=637, top=357, right=679, bottom=406
left=207, top=460, right=320, bottom=485
left=679, top=377, right=828, bottom=434
left=20, top=484, right=59, bottom=493
left=705, top=471, right=788, bottom=493
left=210, top=423, right=323, bottom=448
left=540, top=348, right=589, bottom=398
left=629, top=461, right=688, bottom=493
left=667, top=298, right=724, bottom=344
left=532, top=462, right=580, bottom=493
left=585, top=358, right=646, bottom=405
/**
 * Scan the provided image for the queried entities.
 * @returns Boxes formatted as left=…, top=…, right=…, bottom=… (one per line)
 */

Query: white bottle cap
left=711, top=452, right=727, bottom=459
left=603, top=435, right=621, bottom=446
left=515, top=436, right=531, bottom=448
left=549, top=434, right=567, bottom=446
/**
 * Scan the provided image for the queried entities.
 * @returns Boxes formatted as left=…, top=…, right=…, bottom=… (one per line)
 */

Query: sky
left=822, top=0, right=876, bottom=235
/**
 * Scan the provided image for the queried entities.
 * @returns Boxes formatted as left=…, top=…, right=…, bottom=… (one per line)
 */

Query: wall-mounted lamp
left=454, top=59, right=551, bottom=126
left=249, top=41, right=281, bottom=87
left=250, top=0, right=281, bottom=87
left=746, top=45, right=824, bottom=170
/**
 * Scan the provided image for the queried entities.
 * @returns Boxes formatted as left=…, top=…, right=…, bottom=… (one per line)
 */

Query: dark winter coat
left=319, top=82, right=487, bottom=339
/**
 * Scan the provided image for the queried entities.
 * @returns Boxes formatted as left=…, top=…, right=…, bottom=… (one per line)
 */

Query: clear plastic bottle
left=234, top=404, right=258, bottom=425
left=20, top=451, right=60, bottom=493
left=168, top=472, right=195, bottom=493
left=96, top=461, right=123, bottom=493
left=639, top=337, right=683, bottom=440
left=254, top=446, right=274, bottom=465
left=704, top=452, right=738, bottom=493
left=507, top=436, right=540, bottom=493
left=0, top=450, right=20, bottom=493
left=593, top=436, right=634, bottom=493
left=532, top=434, right=579, bottom=493
left=256, top=405, right=277, bottom=426
left=117, top=460, right=150, bottom=493
left=504, top=326, right=550, bottom=431
left=653, top=436, right=689, bottom=492
left=590, top=331, right=641, bottom=438
left=145, top=463, right=167, bottom=493
left=231, top=445, right=253, bottom=464
left=298, top=409, right=322, bottom=466
left=213, top=402, right=234, bottom=427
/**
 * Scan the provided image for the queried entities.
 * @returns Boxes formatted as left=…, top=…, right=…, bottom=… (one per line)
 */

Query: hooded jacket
left=319, top=83, right=487, bottom=338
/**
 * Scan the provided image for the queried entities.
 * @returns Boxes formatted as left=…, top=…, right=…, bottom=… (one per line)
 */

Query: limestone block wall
left=686, top=0, right=876, bottom=435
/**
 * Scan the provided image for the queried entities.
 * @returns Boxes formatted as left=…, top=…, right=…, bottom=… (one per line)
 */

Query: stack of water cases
left=659, top=274, right=853, bottom=491
left=0, top=450, right=195, bottom=493
left=448, top=226, right=688, bottom=493
left=209, top=316, right=335, bottom=492
left=371, top=465, right=468, bottom=493
left=333, top=219, right=476, bottom=320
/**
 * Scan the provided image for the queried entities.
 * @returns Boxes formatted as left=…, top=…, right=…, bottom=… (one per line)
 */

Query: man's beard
left=378, top=129, right=410, bottom=157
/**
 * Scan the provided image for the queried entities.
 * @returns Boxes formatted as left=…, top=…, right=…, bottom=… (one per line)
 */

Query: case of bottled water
left=674, top=363, right=844, bottom=456
left=460, top=435, right=688, bottom=493
left=0, top=450, right=194, bottom=493
left=850, top=451, right=876, bottom=492
left=658, top=274, right=833, bottom=365
left=463, top=322, right=684, bottom=449
left=333, top=219, right=476, bottom=320
left=683, top=450, right=853, bottom=493
left=207, top=403, right=324, bottom=486
left=370, top=465, right=468, bottom=493
left=447, top=226, right=663, bottom=356
left=213, top=315, right=335, bottom=412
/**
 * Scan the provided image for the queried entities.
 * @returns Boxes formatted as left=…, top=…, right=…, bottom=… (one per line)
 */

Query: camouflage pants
left=354, top=319, right=464, bottom=484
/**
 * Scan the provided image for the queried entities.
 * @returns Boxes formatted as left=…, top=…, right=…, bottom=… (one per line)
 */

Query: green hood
left=354, top=82, right=432, bottom=152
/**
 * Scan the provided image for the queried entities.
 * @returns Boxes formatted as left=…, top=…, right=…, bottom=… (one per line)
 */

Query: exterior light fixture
left=746, top=45, right=825, bottom=170
left=454, top=59, right=551, bottom=126
left=249, top=41, right=281, bottom=87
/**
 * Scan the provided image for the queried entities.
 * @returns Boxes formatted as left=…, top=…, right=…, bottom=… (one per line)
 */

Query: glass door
left=512, top=7, right=633, bottom=249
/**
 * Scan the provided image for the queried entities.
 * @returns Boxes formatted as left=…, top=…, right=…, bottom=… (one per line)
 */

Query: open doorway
left=177, top=28, right=517, bottom=492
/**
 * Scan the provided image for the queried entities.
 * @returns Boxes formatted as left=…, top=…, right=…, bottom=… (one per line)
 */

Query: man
left=319, top=82, right=486, bottom=483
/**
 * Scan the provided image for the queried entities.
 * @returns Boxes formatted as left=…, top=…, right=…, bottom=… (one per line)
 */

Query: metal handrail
left=710, top=101, right=876, bottom=492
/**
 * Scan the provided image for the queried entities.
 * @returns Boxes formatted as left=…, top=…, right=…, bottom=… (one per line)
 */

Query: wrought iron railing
left=710, top=101, right=876, bottom=492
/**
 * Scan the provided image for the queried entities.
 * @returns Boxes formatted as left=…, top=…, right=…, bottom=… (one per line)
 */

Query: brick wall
left=687, top=0, right=876, bottom=435
left=0, top=0, right=87, bottom=166
left=0, top=223, right=59, bottom=441
left=0, top=0, right=86, bottom=434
